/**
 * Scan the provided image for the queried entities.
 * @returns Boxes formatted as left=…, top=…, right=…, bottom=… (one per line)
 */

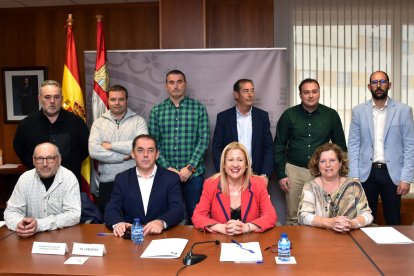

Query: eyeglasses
left=370, top=79, right=389, bottom=86
left=33, top=156, right=58, bottom=164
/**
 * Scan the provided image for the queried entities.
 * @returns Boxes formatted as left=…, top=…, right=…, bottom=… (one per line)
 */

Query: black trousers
left=362, top=165, right=401, bottom=225
left=98, top=181, right=115, bottom=217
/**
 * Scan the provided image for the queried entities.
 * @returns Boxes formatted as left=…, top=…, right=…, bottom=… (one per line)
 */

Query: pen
left=231, top=239, right=255, bottom=253
left=97, top=232, right=115, bottom=236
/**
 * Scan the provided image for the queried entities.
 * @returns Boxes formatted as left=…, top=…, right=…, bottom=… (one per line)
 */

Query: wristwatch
left=187, top=165, right=196, bottom=173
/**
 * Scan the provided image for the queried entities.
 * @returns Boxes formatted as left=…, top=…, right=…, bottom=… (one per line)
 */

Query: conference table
left=350, top=226, right=414, bottom=275
left=0, top=224, right=381, bottom=275
left=0, top=224, right=13, bottom=241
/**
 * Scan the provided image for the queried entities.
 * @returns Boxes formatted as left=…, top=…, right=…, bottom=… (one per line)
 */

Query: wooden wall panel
left=207, top=0, right=274, bottom=48
left=159, top=0, right=206, bottom=48
left=0, top=1, right=275, bottom=165
left=0, top=3, right=159, bottom=164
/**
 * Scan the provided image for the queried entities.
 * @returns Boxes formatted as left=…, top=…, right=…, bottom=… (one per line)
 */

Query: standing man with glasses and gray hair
left=13, top=80, right=89, bottom=188
left=348, top=70, right=414, bottom=225
left=4, top=142, right=81, bottom=238
left=274, top=78, right=347, bottom=225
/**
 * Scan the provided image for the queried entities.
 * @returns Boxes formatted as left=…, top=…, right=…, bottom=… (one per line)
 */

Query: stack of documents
left=361, top=227, right=414, bottom=244
left=140, top=238, right=188, bottom=258
left=220, top=242, right=263, bottom=263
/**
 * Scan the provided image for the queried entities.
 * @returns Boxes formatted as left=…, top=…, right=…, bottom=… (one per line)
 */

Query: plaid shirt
left=149, top=96, right=210, bottom=177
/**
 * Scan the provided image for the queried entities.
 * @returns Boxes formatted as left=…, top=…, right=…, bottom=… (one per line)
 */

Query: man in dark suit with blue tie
left=212, top=79, right=274, bottom=185
left=104, top=134, right=184, bottom=237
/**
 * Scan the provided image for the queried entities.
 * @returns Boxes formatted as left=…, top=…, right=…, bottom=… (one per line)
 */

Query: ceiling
left=0, top=0, right=157, bottom=9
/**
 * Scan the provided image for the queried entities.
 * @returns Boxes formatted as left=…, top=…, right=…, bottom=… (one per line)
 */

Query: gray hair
left=39, top=80, right=62, bottom=95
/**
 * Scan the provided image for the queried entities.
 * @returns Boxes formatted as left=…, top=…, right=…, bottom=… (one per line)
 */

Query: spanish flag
left=62, top=14, right=92, bottom=198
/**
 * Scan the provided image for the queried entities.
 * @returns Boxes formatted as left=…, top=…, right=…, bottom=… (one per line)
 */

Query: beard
left=370, top=87, right=388, bottom=100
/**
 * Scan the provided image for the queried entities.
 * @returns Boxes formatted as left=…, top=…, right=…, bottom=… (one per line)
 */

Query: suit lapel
left=251, top=107, right=257, bottom=149
left=145, top=167, right=160, bottom=218
left=241, top=182, right=254, bottom=223
left=384, top=98, right=396, bottom=139
left=364, top=101, right=375, bottom=144
left=230, top=107, right=238, bottom=141
left=216, top=181, right=254, bottom=223
left=216, top=183, right=230, bottom=221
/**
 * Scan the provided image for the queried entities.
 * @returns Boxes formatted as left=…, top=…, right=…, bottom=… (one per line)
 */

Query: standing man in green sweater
left=274, top=78, right=347, bottom=225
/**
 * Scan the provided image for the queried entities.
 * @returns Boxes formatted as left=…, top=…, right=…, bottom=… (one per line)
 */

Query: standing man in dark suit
left=212, top=79, right=273, bottom=185
left=105, top=134, right=184, bottom=237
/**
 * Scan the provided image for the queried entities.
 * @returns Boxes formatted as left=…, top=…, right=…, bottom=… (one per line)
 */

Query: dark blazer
left=212, top=106, right=274, bottom=176
left=104, top=166, right=185, bottom=229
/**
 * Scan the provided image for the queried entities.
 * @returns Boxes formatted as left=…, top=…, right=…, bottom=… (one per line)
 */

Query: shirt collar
left=136, top=164, right=157, bottom=179
left=39, top=108, right=63, bottom=121
left=168, top=96, right=187, bottom=108
left=236, top=106, right=252, bottom=117
left=371, top=98, right=389, bottom=110
left=300, top=103, right=320, bottom=114
left=110, top=110, right=127, bottom=123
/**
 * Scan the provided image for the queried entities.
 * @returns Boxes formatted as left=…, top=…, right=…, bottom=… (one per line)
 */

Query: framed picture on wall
left=2, top=66, right=48, bottom=123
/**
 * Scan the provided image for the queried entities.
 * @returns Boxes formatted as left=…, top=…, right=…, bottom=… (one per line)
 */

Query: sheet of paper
left=361, top=227, right=414, bottom=244
left=72, top=242, right=106, bottom=256
left=275, top=256, right=297, bottom=264
left=64, top=257, right=88, bottom=265
left=220, top=242, right=263, bottom=263
left=140, top=238, right=188, bottom=258
left=0, top=164, right=20, bottom=169
left=32, top=242, right=68, bottom=255
left=0, top=221, right=5, bottom=228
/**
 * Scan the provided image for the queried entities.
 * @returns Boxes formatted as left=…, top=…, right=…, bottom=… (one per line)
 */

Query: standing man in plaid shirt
left=149, top=70, right=210, bottom=225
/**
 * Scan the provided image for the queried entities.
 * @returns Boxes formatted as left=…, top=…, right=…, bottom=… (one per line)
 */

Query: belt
left=372, top=162, right=387, bottom=169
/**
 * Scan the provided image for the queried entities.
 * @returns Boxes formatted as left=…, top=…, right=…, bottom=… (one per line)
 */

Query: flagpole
left=62, top=13, right=93, bottom=200
left=66, top=13, right=73, bottom=26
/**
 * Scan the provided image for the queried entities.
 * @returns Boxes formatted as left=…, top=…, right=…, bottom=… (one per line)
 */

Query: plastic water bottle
left=131, top=218, right=144, bottom=244
left=278, top=233, right=291, bottom=262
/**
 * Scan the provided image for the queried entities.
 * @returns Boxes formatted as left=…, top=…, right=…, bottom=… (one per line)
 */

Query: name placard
left=32, top=242, right=68, bottom=255
left=72, top=242, right=106, bottom=257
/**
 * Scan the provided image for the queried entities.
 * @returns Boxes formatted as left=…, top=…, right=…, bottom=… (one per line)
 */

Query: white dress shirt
left=372, top=99, right=388, bottom=163
left=236, top=106, right=253, bottom=162
left=136, top=165, right=157, bottom=215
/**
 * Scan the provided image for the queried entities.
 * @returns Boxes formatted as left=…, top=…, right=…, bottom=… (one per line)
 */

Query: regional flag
left=90, top=15, right=111, bottom=196
left=92, top=15, right=109, bottom=121
left=62, top=14, right=92, bottom=197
